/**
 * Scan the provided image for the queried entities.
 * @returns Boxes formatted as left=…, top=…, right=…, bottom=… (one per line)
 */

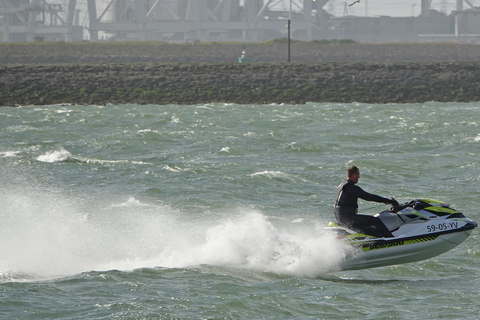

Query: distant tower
left=421, top=0, right=432, bottom=16
left=440, top=0, right=448, bottom=14
left=327, top=0, right=336, bottom=16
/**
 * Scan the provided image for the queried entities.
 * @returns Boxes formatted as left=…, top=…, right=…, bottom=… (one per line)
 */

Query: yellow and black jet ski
left=327, top=199, right=477, bottom=270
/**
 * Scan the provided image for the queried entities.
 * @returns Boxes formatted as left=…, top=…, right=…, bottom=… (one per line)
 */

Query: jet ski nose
left=464, top=220, right=478, bottom=230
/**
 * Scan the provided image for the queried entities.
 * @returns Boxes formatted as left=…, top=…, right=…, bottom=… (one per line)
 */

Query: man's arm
left=353, top=185, right=396, bottom=205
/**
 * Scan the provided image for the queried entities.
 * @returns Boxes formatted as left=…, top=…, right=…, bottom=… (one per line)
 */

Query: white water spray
left=0, top=184, right=346, bottom=280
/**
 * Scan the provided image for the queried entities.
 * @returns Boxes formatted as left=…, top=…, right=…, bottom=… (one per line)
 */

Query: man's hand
left=389, top=198, right=399, bottom=207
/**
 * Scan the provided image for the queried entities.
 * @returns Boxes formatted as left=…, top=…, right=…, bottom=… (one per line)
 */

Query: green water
left=0, top=103, right=479, bottom=319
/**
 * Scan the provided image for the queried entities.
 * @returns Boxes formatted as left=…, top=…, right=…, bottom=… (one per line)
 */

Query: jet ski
left=326, top=199, right=477, bottom=270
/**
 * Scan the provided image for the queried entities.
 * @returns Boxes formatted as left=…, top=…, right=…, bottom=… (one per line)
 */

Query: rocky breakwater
left=2, top=42, right=480, bottom=106
left=1, top=61, right=479, bottom=106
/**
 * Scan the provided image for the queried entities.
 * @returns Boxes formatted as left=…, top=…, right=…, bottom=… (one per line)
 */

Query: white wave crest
left=0, top=151, right=21, bottom=158
left=36, top=149, right=72, bottom=163
left=249, top=170, right=295, bottom=182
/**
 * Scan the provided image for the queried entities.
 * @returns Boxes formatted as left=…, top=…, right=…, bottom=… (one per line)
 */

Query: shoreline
left=2, top=42, right=480, bottom=106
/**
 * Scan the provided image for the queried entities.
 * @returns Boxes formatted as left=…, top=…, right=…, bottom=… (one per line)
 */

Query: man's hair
left=347, top=165, right=359, bottom=178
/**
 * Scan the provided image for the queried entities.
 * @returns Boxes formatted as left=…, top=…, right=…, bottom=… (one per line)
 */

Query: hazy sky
left=82, top=1, right=469, bottom=19
left=331, top=0, right=461, bottom=17
left=278, top=0, right=474, bottom=17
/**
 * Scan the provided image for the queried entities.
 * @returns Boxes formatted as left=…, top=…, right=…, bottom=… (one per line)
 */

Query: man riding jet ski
left=329, top=166, right=477, bottom=270
left=327, top=198, right=477, bottom=270
left=334, top=166, right=398, bottom=238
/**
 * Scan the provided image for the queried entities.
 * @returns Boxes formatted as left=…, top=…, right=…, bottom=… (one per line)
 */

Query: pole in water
left=287, top=19, right=291, bottom=63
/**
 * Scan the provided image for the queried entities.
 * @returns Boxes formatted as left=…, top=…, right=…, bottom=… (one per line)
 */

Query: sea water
left=0, top=102, right=479, bottom=319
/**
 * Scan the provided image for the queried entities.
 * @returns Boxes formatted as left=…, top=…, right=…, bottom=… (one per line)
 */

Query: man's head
left=347, top=165, right=360, bottom=184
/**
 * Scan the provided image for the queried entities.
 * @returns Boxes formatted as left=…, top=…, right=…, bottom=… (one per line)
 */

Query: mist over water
left=0, top=102, right=479, bottom=319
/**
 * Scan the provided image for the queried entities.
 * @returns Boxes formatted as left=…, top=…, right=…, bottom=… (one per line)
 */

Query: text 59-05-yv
left=427, top=222, right=458, bottom=233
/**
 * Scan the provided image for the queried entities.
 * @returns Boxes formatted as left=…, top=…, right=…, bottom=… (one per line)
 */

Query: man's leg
left=352, top=215, right=393, bottom=238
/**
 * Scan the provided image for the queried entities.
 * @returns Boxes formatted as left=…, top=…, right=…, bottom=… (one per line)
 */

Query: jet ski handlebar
left=389, top=199, right=434, bottom=214
left=389, top=199, right=414, bottom=213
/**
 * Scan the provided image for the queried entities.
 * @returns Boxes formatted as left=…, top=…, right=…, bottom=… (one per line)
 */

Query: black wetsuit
left=334, top=179, right=395, bottom=237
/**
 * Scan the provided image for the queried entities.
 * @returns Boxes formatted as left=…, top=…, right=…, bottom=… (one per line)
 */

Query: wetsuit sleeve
left=351, top=185, right=393, bottom=204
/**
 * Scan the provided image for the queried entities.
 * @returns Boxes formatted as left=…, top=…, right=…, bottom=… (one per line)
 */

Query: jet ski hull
left=340, top=230, right=474, bottom=270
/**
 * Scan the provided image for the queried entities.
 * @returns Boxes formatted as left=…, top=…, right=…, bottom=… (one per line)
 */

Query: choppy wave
left=0, top=151, right=21, bottom=158
left=36, top=149, right=149, bottom=166
left=1, top=102, right=479, bottom=320
left=36, top=149, right=72, bottom=163
left=249, top=170, right=296, bottom=182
